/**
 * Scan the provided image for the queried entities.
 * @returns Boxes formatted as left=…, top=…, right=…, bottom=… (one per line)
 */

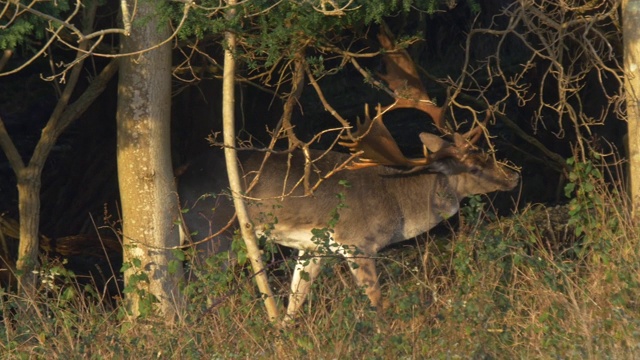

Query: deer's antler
left=340, top=26, right=493, bottom=170
left=339, top=104, right=430, bottom=169
left=375, top=27, right=447, bottom=132
left=377, top=26, right=491, bottom=142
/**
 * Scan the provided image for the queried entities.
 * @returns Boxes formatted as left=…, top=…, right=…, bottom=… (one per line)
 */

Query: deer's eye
left=470, top=166, right=482, bottom=175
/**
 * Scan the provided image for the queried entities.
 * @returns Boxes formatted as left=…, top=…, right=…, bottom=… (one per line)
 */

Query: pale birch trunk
left=222, top=0, right=279, bottom=322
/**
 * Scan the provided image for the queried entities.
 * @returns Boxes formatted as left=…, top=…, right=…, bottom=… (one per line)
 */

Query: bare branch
left=453, top=0, right=623, bottom=165
left=0, top=18, right=66, bottom=76
left=312, top=0, right=361, bottom=16
left=304, top=63, right=351, bottom=129
left=120, top=0, right=132, bottom=36
left=0, top=116, right=25, bottom=173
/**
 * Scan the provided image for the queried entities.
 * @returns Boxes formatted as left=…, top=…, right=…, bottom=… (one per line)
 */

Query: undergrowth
left=1, top=157, right=639, bottom=359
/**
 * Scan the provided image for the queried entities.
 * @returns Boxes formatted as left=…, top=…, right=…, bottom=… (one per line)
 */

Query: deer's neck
left=386, top=172, right=462, bottom=240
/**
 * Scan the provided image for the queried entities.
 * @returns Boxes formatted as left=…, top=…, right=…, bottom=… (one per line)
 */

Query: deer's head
left=419, top=132, right=519, bottom=195
left=338, top=28, right=519, bottom=195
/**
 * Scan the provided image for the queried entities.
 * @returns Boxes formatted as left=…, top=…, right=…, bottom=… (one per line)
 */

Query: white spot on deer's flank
left=631, top=63, right=638, bottom=72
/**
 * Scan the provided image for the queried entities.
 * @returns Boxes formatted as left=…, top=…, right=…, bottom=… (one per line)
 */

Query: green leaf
left=168, top=260, right=181, bottom=275
left=237, top=250, right=247, bottom=266
left=583, top=182, right=594, bottom=192
left=61, top=287, right=76, bottom=302
left=564, top=182, right=575, bottom=198
left=172, top=249, right=186, bottom=261
left=300, top=270, right=310, bottom=282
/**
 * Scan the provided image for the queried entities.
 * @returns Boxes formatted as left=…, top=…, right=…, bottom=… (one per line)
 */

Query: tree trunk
left=14, top=167, right=41, bottom=296
left=623, top=0, right=640, bottom=214
left=222, top=0, right=279, bottom=322
left=116, top=0, right=183, bottom=319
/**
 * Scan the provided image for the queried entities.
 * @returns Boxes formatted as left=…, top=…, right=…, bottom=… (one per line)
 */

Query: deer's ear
left=419, top=132, right=449, bottom=153
left=424, top=160, right=456, bottom=175
left=453, top=133, right=467, bottom=148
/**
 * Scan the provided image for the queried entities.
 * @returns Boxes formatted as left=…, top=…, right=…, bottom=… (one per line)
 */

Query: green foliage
left=120, top=251, right=158, bottom=318
left=168, top=249, right=185, bottom=275
left=169, top=0, right=454, bottom=80
left=562, top=154, right=628, bottom=271
left=310, top=191, right=346, bottom=254
left=0, top=1, right=73, bottom=51
left=459, top=194, right=485, bottom=223
left=0, top=18, right=35, bottom=50
left=564, top=155, right=605, bottom=237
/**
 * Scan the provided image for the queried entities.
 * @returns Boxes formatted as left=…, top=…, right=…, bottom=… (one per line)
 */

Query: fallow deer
left=178, top=30, right=519, bottom=320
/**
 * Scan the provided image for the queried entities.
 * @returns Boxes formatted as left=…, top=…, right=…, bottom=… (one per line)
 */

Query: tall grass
left=2, top=158, right=639, bottom=359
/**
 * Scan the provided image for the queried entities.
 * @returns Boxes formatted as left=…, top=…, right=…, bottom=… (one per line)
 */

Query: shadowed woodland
left=1, top=0, right=639, bottom=357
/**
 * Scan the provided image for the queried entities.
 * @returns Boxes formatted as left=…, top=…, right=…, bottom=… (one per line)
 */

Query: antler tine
left=342, top=103, right=374, bottom=144
left=460, top=110, right=491, bottom=148
left=339, top=104, right=428, bottom=168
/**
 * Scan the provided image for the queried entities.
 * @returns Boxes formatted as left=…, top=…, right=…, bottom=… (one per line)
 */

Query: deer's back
left=243, top=150, right=450, bottom=254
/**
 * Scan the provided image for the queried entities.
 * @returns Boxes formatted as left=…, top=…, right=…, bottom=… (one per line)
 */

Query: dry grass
left=2, top=165, right=639, bottom=359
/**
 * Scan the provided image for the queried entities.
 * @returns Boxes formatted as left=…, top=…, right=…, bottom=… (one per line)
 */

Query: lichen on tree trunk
left=116, top=0, right=183, bottom=319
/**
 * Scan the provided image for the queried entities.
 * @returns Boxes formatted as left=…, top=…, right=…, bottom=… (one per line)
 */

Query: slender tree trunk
left=222, top=0, right=279, bottom=322
left=623, top=0, right=640, bottom=214
left=14, top=167, right=41, bottom=296
left=117, top=0, right=183, bottom=319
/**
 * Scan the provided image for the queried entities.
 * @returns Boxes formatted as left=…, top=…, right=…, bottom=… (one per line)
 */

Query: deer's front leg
left=285, top=250, right=323, bottom=320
